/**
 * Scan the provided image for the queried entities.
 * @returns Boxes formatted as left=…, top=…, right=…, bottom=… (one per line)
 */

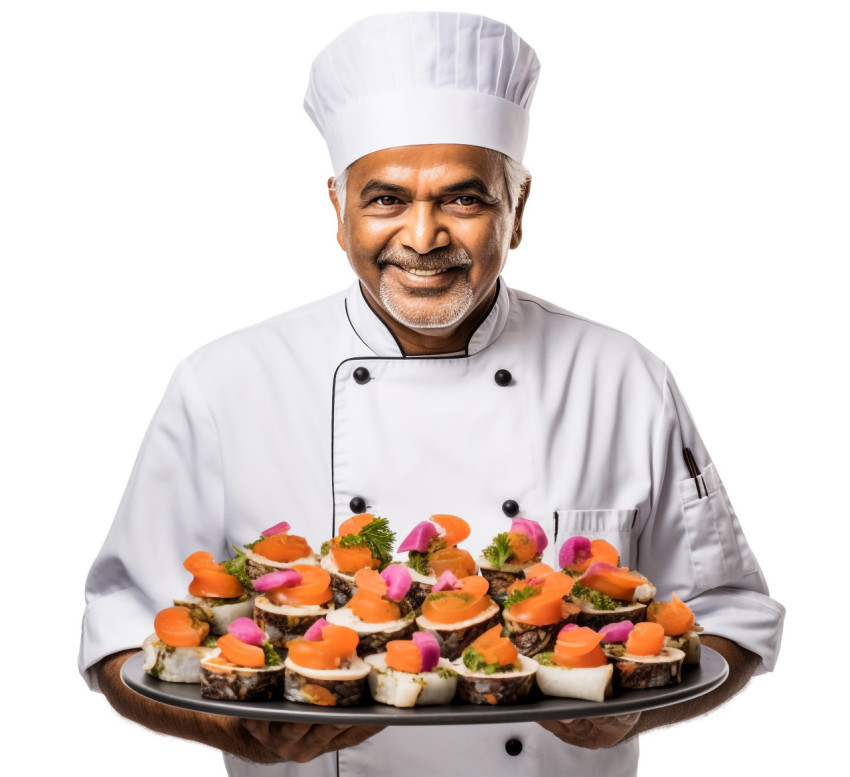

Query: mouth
left=403, top=267, right=453, bottom=277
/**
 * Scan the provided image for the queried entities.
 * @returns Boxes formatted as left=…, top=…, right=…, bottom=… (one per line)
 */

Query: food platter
left=121, top=646, right=727, bottom=725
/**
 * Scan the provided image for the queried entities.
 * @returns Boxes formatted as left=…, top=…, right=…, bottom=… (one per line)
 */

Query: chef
left=79, top=12, right=784, bottom=777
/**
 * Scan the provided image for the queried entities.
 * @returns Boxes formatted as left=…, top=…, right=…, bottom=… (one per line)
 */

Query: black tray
left=121, top=647, right=727, bottom=725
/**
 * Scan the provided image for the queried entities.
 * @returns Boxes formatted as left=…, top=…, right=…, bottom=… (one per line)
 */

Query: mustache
left=376, top=245, right=472, bottom=271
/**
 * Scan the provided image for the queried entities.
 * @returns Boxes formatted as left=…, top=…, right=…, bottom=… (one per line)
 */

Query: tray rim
left=121, top=645, right=728, bottom=725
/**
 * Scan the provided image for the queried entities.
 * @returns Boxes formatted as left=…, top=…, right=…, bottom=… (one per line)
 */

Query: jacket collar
left=344, top=278, right=511, bottom=358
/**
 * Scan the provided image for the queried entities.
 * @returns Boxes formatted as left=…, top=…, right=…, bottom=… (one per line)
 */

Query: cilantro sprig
left=502, top=584, right=540, bottom=611
left=482, top=532, right=513, bottom=568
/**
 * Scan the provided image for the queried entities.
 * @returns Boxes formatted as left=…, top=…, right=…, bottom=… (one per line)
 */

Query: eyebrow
left=358, top=176, right=499, bottom=205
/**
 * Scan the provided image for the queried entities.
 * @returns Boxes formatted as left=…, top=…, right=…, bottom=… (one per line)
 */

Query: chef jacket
left=79, top=278, right=784, bottom=777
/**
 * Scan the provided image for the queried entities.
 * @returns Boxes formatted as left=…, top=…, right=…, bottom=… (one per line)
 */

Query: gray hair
left=332, top=150, right=530, bottom=222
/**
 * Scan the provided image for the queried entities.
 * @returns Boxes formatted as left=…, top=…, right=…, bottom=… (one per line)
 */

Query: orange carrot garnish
left=330, top=542, right=379, bottom=574
left=251, top=533, right=312, bottom=563
left=268, top=565, right=332, bottom=607
left=506, top=531, right=537, bottom=563
left=646, top=593, right=694, bottom=635
left=337, top=513, right=375, bottom=537
left=430, top=514, right=470, bottom=546
left=154, top=606, right=209, bottom=647
left=579, top=563, right=644, bottom=601
left=348, top=591, right=401, bottom=623
left=217, top=633, right=265, bottom=668
left=429, top=547, right=476, bottom=578
left=625, top=622, right=665, bottom=656
left=386, top=640, right=423, bottom=674
left=471, top=625, right=517, bottom=667
left=552, top=627, right=607, bottom=668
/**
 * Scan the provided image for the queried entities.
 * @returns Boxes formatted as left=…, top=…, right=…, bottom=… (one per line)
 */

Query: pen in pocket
left=683, top=447, right=708, bottom=499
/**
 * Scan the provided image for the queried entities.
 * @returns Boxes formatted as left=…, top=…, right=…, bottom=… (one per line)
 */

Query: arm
left=97, top=651, right=384, bottom=763
left=537, top=634, right=760, bottom=748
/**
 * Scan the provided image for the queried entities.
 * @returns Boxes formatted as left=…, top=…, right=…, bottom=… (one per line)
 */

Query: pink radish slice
left=431, top=570, right=462, bottom=592
left=581, top=561, right=621, bottom=580
left=559, top=536, right=592, bottom=569
left=598, top=620, right=635, bottom=643
left=412, top=631, right=441, bottom=673
left=380, top=564, right=412, bottom=600
left=260, top=521, right=291, bottom=537
left=559, top=623, right=580, bottom=634
left=304, top=617, right=330, bottom=642
left=253, top=569, right=302, bottom=591
left=398, top=521, right=439, bottom=553
left=227, top=617, right=268, bottom=647
left=510, top=518, right=548, bottom=555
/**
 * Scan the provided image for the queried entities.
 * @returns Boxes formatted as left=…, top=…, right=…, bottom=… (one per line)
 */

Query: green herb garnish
left=570, top=582, right=627, bottom=611
left=462, top=646, right=515, bottom=675
left=436, top=666, right=460, bottom=679
left=533, top=651, right=558, bottom=667
left=262, top=642, right=282, bottom=667
left=482, top=532, right=513, bottom=569
left=502, top=584, right=539, bottom=611
left=320, top=540, right=331, bottom=557
left=201, top=635, right=219, bottom=648
left=223, top=552, right=255, bottom=592
left=406, top=537, right=447, bottom=575
left=338, top=516, right=395, bottom=566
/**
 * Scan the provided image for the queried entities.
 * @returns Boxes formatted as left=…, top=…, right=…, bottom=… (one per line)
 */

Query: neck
left=360, top=282, right=499, bottom=356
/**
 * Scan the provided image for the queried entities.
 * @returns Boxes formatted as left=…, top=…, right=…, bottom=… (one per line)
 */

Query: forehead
left=347, top=144, right=502, bottom=190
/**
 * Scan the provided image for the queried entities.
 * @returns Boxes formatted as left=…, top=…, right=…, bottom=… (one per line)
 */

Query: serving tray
left=121, top=646, right=727, bottom=725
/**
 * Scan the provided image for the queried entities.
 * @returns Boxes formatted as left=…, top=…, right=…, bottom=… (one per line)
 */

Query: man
left=80, top=12, right=783, bottom=777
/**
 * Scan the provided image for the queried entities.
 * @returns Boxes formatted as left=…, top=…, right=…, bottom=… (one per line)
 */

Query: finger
left=325, top=725, right=385, bottom=752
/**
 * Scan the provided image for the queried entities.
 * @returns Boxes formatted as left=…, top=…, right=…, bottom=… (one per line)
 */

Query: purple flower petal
left=253, top=569, right=302, bottom=591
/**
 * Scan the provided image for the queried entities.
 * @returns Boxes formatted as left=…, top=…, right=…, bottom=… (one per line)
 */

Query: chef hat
left=303, top=12, right=541, bottom=176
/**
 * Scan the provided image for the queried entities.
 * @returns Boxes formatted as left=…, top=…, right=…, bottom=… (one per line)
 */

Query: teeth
left=406, top=267, right=449, bottom=276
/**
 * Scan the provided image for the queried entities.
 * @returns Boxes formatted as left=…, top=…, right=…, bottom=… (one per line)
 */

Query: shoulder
left=508, top=286, right=668, bottom=385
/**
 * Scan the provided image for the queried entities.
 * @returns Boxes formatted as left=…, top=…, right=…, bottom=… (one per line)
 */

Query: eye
left=372, top=195, right=402, bottom=207
left=452, top=195, right=481, bottom=207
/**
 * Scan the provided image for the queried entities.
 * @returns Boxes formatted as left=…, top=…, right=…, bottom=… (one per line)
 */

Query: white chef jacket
left=79, top=278, right=784, bottom=777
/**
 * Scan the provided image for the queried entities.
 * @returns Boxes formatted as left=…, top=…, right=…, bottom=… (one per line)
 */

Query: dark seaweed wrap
left=253, top=599, right=328, bottom=647
left=575, top=604, right=646, bottom=632
left=329, top=571, right=357, bottom=608
left=479, top=567, right=523, bottom=603
left=609, top=648, right=686, bottom=689
left=502, top=601, right=581, bottom=657
left=417, top=604, right=501, bottom=661
left=284, top=666, right=369, bottom=706
left=456, top=670, right=536, bottom=705
left=199, top=664, right=284, bottom=701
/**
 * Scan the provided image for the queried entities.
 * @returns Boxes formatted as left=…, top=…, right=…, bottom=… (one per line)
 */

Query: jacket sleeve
left=78, top=359, right=227, bottom=690
left=636, top=365, right=784, bottom=673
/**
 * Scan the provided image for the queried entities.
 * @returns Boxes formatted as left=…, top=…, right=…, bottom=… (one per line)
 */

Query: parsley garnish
left=223, top=553, right=255, bottom=592
left=482, top=532, right=513, bottom=568
left=262, top=642, right=282, bottom=666
left=503, top=585, right=539, bottom=610
left=570, top=582, right=627, bottom=611
left=462, top=646, right=515, bottom=675
left=338, top=516, right=395, bottom=566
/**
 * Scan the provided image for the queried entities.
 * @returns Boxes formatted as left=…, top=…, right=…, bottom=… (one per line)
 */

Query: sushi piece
left=325, top=566, right=416, bottom=656
left=398, top=515, right=477, bottom=611
left=534, top=624, right=614, bottom=703
left=199, top=618, right=284, bottom=701
left=229, top=521, right=318, bottom=583
left=284, top=618, right=370, bottom=706
left=365, top=632, right=458, bottom=707
left=175, top=551, right=254, bottom=635
left=415, top=574, right=501, bottom=660
left=477, top=518, right=548, bottom=602
left=142, top=605, right=218, bottom=682
left=646, top=593, right=703, bottom=665
left=603, top=621, right=686, bottom=689
left=452, top=626, right=538, bottom=705
left=501, top=572, right=580, bottom=656
left=319, top=514, right=396, bottom=607
left=252, top=565, right=334, bottom=648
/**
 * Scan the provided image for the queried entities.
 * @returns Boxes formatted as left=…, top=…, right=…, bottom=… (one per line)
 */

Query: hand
left=241, top=720, right=385, bottom=763
left=537, top=713, right=640, bottom=749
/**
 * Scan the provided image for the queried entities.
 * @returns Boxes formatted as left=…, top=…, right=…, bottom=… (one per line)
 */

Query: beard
left=376, top=245, right=475, bottom=329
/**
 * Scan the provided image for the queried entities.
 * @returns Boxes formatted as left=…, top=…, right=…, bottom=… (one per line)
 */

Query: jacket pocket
left=555, top=508, right=638, bottom=568
left=678, top=462, right=757, bottom=592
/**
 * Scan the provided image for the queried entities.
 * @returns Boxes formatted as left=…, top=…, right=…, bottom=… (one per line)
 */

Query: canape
left=558, top=536, right=621, bottom=578
left=142, top=605, right=218, bottom=682
left=199, top=618, right=284, bottom=701
left=398, top=514, right=477, bottom=611
left=569, top=561, right=656, bottom=631
left=365, top=631, right=459, bottom=707
left=324, top=566, right=416, bottom=656
left=252, top=565, right=334, bottom=647
left=602, top=621, right=686, bottom=689
left=534, top=624, right=614, bottom=702
left=477, top=518, right=548, bottom=602
left=415, top=574, right=501, bottom=660
left=646, top=593, right=702, bottom=665
left=319, top=513, right=396, bottom=607
left=452, top=625, right=538, bottom=705
left=284, top=618, right=370, bottom=706
left=228, top=521, right=319, bottom=584
left=501, top=571, right=579, bottom=656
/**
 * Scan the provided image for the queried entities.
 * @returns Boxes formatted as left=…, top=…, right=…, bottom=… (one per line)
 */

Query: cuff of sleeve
left=78, top=588, right=156, bottom=691
left=688, top=585, right=786, bottom=674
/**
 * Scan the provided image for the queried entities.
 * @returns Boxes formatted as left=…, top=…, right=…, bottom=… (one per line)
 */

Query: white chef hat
left=303, top=12, right=540, bottom=176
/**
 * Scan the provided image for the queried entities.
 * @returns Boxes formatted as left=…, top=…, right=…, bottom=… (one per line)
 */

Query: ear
left=510, top=177, right=531, bottom=250
left=328, top=176, right=346, bottom=251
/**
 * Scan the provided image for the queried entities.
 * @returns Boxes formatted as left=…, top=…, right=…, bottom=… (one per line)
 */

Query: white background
left=2, top=1, right=847, bottom=773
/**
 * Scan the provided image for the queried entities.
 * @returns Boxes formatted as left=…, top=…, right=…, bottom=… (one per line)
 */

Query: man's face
left=331, top=144, right=525, bottom=344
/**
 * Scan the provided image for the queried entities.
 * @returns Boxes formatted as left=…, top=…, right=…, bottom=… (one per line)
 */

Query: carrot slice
left=506, top=531, right=537, bottom=563
left=553, top=627, right=607, bottom=668
left=353, top=568, right=388, bottom=597
left=430, top=514, right=470, bottom=546
left=287, top=624, right=359, bottom=671
left=188, top=569, right=245, bottom=599
left=337, top=513, right=375, bottom=537
left=348, top=591, right=401, bottom=623
left=428, top=547, right=476, bottom=578
left=330, top=542, right=379, bottom=574
left=386, top=640, right=423, bottom=674
left=646, top=593, right=694, bottom=635
left=567, top=539, right=621, bottom=573
left=217, top=633, right=265, bottom=668
left=579, top=563, right=644, bottom=601
left=540, top=571, right=575, bottom=599
left=471, top=625, right=517, bottom=666
left=251, top=533, right=312, bottom=563
left=625, top=622, right=665, bottom=656
left=154, top=606, right=209, bottom=647
left=524, top=562, right=555, bottom=579
left=459, top=575, right=490, bottom=598
left=506, top=591, right=565, bottom=625
left=183, top=551, right=223, bottom=574
left=268, top=565, right=332, bottom=606
left=421, top=589, right=488, bottom=624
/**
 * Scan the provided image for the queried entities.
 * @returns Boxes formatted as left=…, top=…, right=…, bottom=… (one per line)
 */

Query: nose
left=399, top=201, right=450, bottom=255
